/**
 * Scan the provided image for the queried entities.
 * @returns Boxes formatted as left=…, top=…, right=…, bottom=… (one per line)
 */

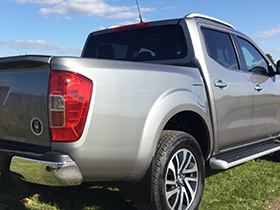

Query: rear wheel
left=152, top=130, right=205, bottom=210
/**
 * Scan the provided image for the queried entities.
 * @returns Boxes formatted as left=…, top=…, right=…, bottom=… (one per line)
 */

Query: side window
left=202, top=28, right=239, bottom=70
left=237, top=37, right=268, bottom=74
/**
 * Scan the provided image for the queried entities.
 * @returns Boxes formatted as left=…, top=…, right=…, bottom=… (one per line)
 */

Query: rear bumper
left=8, top=152, right=83, bottom=186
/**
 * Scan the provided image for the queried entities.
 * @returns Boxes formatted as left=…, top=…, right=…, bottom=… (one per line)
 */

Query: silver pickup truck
left=0, top=13, right=280, bottom=210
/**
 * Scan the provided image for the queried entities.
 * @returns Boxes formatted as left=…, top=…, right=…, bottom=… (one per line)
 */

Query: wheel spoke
left=166, top=179, right=177, bottom=186
left=177, top=188, right=184, bottom=210
left=183, top=163, right=198, bottom=174
left=171, top=188, right=180, bottom=209
left=185, top=176, right=198, bottom=182
left=167, top=160, right=177, bottom=181
left=183, top=151, right=192, bottom=171
left=183, top=186, right=190, bottom=208
left=175, top=154, right=180, bottom=175
left=166, top=187, right=180, bottom=200
left=185, top=179, right=196, bottom=200
left=178, top=150, right=187, bottom=173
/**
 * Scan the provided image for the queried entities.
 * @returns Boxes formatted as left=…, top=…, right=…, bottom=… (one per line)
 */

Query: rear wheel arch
left=136, top=90, right=212, bottom=178
left=163, top=111, right=211, bottom=160
left=122, top=110, right=211, bottom=208
left=135, top=108, right=211, bottom=184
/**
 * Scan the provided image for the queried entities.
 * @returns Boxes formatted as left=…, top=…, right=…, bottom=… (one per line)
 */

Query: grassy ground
left=200, top=155, right=280, bottom=210
left=0, top=179, right=136, bottom=210
left=1, top=155, right=280, bottom=209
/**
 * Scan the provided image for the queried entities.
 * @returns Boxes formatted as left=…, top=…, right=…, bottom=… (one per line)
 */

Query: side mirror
left=277, top=60, right=280, bottom=74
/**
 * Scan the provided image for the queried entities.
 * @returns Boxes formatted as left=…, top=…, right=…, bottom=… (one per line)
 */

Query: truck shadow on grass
left=0, top=176, right=137, bottom=210
left=1, top=154, right=278, bottom=210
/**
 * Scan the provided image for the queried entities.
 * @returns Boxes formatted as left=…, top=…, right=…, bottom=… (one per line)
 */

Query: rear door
left=201, top=27, right=254, bottom=149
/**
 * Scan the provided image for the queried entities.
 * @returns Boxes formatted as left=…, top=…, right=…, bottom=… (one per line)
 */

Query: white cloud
left=253, top=25, right=280, bottom=38
left=90, top=26, right=106, bottom=32
left=107, top=7, right=156, bottom=20
left=107, top=11, right=139, bottom=19
left=57, top=46, right=81, bottom=55
left=262, top=47, right=280, bottom=60
left=0, top=40, right=58, bottom=49
left=162, top=6, right=175, bottom=10
left=6, top=0, right=63, bottom=6
left=116, top=18, right=150, bottom=26
left=64, top=15, right=72, bottom=20
left=259, top=40, right=268, bottom=44
left=264, top=47, right=280, bottom=55
left=7, top=0, right=156, bottom=19
left=0, top=40, right=81, bottom=55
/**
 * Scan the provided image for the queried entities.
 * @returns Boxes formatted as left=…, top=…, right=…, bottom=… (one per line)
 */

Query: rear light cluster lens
left=49, top=70, right=93, bottom=142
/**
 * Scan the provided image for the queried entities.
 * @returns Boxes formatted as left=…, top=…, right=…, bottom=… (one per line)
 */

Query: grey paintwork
left=1, top=14, right=280, bottom=185
left=186, top=18, right=280, bottom=153
left=50, top=57, right=209, bottom=181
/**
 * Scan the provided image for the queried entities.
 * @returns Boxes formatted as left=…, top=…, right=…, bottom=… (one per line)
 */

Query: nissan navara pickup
left=0, top=13, right=280, bottom=210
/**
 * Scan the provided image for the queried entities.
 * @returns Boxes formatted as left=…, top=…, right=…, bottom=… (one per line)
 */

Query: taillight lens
left=49, top=70, right=93, bottom=142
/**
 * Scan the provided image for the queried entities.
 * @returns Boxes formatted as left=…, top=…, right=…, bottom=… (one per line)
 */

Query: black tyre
left=152, top=130, right=205, bottom=210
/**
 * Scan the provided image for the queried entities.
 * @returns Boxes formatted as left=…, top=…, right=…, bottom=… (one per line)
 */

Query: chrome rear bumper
left=9, top=153, right=83, bottom=186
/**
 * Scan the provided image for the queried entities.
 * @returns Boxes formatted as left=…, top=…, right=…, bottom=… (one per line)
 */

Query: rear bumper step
left=9, top=152, right=83, bottom=186
left=210, top=140, right=280, bottom=170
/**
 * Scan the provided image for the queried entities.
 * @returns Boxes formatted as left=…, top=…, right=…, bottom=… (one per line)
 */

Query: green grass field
left=1, top=155, right=280, bottom=209
left=200, top=155, right=280, bottom=210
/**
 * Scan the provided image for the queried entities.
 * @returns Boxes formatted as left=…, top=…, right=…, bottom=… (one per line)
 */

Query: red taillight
left=49, top=70, right=93, bottom=142
left=113, top=22, right=150, bottom=31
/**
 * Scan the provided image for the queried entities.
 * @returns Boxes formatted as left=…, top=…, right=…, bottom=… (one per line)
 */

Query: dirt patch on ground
left=267, top=197, right=280, bottom=210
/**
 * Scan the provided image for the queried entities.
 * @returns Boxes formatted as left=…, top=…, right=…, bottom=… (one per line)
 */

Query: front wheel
left=152, top=130, right=205, bottom=210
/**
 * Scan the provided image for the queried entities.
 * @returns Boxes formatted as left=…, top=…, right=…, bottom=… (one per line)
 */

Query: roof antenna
left=135, top=0, right=143, bottom=23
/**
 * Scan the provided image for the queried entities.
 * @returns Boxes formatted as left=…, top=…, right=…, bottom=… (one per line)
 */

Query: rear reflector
left=49, top=70, right=93, bottom=142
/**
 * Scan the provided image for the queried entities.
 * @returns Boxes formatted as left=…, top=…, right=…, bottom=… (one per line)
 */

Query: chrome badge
left=30, top=118, right=43, bottom=136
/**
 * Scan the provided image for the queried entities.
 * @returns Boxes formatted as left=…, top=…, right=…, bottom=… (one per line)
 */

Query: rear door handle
left=254, top=84, right=263, bottom=92
left=215, top=80, right=228, bottom=88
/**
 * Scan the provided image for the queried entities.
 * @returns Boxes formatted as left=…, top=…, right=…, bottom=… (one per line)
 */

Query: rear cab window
left=82, top=24, right=188, bottom=62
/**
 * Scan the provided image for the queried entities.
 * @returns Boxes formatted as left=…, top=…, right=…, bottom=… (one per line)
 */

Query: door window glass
left=238, top=37, right=268, bottom=74
left=202, top=28, right=239, bottom=70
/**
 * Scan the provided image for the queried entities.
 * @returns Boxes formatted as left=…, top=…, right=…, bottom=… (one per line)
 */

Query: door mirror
left=277, top=60, right=280, bottom=74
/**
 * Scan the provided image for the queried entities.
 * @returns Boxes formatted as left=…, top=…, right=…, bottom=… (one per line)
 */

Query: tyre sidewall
left=153, top=132, right=205, bottom=210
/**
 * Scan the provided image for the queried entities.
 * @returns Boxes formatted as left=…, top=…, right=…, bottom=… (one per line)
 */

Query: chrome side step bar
left=210, top=140, right=280, bottom=170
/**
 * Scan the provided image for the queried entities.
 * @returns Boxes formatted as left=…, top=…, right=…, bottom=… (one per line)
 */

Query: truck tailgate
left=0, top=55, right=51, bottom=148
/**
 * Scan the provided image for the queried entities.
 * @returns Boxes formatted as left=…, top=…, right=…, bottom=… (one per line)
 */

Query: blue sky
left=1, top=0, right=280, bottom=62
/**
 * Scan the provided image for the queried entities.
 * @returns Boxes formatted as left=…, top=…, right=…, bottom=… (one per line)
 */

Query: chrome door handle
left=254, top=85, right=263, bottom=92
left=215, top=81, right=228, bottom=88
